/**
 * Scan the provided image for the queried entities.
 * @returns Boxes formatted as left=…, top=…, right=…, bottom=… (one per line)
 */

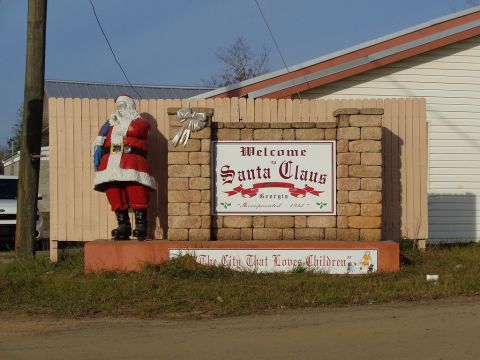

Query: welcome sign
left=213, top=141, right=336, bottom=215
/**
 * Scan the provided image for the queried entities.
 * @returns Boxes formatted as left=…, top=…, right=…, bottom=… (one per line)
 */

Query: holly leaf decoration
left=316, top=202, right=327, bottom=209
left=220, top=202, right=232, bottom=209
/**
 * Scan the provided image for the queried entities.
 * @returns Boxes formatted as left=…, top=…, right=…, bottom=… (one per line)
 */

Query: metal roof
left=45, top=80, right=214, bottom=100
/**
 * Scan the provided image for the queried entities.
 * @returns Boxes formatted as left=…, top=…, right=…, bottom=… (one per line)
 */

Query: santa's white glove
left=94, top=136, right=105, bottom=147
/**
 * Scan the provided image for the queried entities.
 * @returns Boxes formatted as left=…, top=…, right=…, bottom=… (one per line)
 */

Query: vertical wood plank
left=135, top=99, right=150, bottom=231
left=81, top=98, right=91, bottom=241
left=326, top=99, right=334, bottom=123
left=419, top=98, right=428, bottom=239
left=164, top=98, right=173, bottom=132
left=270, top=99, right=278, bottom=123
left=171, top=99, right=183, bottom=138
left=239, top=98, right=247, bottom=122
left=197, top=98, right=207, bottom=108
left=136, top=98, right=151, bottom=231
left=254, top=99, right=263, bottom=122
left=405, top=98, right=414, bottom=238
left=345, top=99, right=355, bottom=108
left=285, top=99, right=293, bottom=122
left=48, top=98, right=58, bottom=241
left=146, top=98, right=158, bottom=238
left=262, top=99, right=270, bottom=123
left=156, top=99, right=167, bottom=239
left=317, top=100, right=327, bottom=122
left=412, top=98, right=421, bottom=238
left=292, top=99, right=300, bottom=122
left=172, top=99, right=182, bottom=110
left=301, top=99, right=309, bottom=122
left=230, top=97, right=239, bottom=122
left=390, top=99, right=401, bottom=241
left=214, top=98, right=222, bottom=123
left=181, top=98, right=189, bottom=109
left=206, top=98, right=215, bottom=125
left=64, top=98, right=75, bottom=241
left=222, top=98, right=231, bottom=123
left=105, top=99, right=117, bottom=234
left=189, top=99, right=198, bottom=109
left=72, top=98, right=83, bottom=240
left=56, top=98, right=67, bottom=241
left=89, top=99, right=100, bottom=240
left=353, top=99, right=362, bottom=111
left=246, top=98, right=255, bottom=122
left=196, top=98, right=207, bottom=133
left=309, top=99, right=318, bottom=122
left=96, top=99, right=110, bottom=239
left=382, top=99, right=392, bottom=240
left=332, top=99, right=342, bottom=121
left=277, top=99, right=286, bottom=122
left=398, top=99, right=407, bottom=238
left=359, top=99, right=367, bottom=110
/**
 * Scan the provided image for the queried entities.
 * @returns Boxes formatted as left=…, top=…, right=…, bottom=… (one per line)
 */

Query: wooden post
left=16, top=0, right=48, bottom=259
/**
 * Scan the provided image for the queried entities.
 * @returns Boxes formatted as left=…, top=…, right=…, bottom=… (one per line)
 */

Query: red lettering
left=220, top=165, right=235, bottom=184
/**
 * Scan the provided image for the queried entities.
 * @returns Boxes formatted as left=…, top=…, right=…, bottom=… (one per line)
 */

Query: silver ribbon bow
left=172, top=107, right=208, bottom=147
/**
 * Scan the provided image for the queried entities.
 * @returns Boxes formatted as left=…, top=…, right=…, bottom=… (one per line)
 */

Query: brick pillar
left=167, top=108, right=213, bottom=241
left=334, top=108, right=383, bottom=241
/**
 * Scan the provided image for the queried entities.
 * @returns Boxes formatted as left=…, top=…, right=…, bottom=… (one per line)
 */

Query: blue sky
left=0, top=0, right=476, bottom=146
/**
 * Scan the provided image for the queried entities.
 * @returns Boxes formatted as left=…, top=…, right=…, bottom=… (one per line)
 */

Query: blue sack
left=93, top=121, right=111, bottom=171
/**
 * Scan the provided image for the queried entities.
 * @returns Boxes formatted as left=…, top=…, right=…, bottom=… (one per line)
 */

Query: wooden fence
left=48, top=97, right=428, bottom=248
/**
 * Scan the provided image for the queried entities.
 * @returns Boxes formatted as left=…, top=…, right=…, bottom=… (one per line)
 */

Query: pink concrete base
left=84, top=240, right=399, bottom=273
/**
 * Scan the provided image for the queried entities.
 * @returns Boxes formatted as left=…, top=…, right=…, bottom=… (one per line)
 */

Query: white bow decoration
left=171, top=107, right=208, bottom=147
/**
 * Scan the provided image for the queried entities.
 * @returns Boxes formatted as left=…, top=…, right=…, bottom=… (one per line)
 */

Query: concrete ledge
left=85, top=240, right=399, bottom=273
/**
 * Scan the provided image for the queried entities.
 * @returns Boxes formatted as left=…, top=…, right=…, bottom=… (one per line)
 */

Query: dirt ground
left=1, top=297, right=479, bottom=360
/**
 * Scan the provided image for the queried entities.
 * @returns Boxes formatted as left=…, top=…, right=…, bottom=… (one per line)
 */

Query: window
left=0, top=179, right=18, bottom=200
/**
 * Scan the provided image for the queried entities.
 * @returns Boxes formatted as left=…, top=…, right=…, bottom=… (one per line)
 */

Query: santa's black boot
left=132, top=209, right=147, bottom=241
left=111, top=209, right=132, bottom=240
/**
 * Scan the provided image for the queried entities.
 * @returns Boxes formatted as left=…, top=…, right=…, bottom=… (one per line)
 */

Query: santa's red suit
left=93, top=95, right=156, bottom=240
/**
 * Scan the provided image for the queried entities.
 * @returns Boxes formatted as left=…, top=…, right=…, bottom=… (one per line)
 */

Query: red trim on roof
left=262, top=27, right=480, bottom=99
left=209, top=11, right=480, bottom=99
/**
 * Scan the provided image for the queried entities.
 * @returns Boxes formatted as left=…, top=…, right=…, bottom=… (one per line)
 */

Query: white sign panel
left=169, top=248, right=378, bottom=274
left=213, top=141, right=336, bottom=215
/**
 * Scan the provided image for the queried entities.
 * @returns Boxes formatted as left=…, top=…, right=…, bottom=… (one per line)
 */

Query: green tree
left=203, top=37, right=270, bottom=87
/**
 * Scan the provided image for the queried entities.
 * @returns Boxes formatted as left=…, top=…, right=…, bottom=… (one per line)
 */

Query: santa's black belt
left=102, top=145, right=147, bottom=158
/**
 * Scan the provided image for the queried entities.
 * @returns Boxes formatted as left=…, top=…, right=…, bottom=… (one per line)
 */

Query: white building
left=198, top=7, right=480, bottom=243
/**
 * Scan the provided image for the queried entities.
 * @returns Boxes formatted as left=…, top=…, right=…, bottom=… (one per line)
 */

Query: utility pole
left=16, top=0, right=47, bottom=259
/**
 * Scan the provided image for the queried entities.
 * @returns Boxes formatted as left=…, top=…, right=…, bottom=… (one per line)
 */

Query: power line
left=88, top=0, right=142, bottom=99
left=253, top=0, right=309, bottom=99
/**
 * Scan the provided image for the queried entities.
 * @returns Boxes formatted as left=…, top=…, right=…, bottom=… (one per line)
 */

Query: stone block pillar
left=334, top=108, right=383, bottom=241
left=167, top=107, right=384, bottom=242
left=167, top=108, right=213, bottom=241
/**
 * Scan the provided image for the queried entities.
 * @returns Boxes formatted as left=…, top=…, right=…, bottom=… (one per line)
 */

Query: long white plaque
left=169, top=249, right=378, bottom=274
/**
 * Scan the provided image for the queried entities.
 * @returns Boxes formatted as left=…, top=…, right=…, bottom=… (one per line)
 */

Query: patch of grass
left=1, top=244, right=480, bottom=318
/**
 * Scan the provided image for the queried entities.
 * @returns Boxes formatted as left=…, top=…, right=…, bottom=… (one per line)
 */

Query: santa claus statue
left=92, top=94, right=156, bottom=240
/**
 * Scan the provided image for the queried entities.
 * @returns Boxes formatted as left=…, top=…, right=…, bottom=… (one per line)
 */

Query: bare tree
left=0, top=145, right=9, bottom=174
left=203, top=37, right=270, bottom=87
left=7, top=104, right=23, bottom=153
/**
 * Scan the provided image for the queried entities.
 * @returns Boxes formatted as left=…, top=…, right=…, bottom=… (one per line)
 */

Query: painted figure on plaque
left=92, top=94, right=156, bottom=240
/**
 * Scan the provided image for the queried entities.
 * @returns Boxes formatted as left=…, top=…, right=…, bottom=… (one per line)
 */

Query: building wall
left=301, top=35, right=480, bottom=243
